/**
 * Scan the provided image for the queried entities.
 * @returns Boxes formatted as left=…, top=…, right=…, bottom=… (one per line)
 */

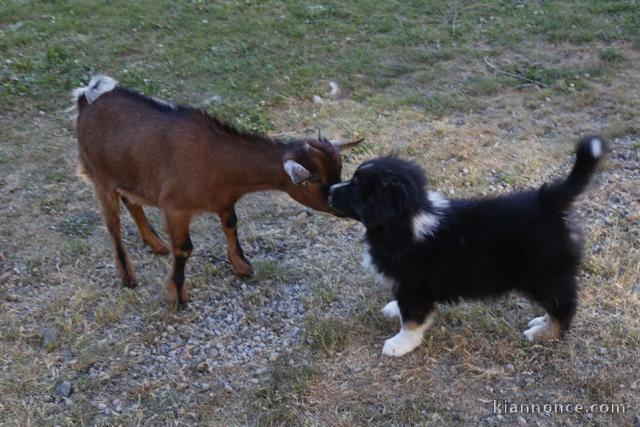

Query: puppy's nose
left=328, top=183, right=343, bottom=207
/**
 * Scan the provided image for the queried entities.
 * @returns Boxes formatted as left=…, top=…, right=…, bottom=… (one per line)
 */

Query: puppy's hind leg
left=527, top=314, right=549, bottom=328
left=524, top=277, right=577, bottom=342
left=382, top=301, right=436, bottom=357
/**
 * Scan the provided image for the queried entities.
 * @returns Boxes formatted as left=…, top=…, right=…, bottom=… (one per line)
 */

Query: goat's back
left=75, top=87, right=225, bottom=208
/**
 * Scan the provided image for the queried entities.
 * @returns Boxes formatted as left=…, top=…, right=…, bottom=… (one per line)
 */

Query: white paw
left=381, top=329, right=422, bottom=357
left=381, top=301, right=400, bottom=319
left=523, top=324, right=544, bottom=342
left=527, top=314, right=549, bottom=328
left=523, top=319, right=560, bottom=342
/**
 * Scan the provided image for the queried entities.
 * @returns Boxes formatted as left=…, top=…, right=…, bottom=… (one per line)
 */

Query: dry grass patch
left=2, top=2, right=640, bottom=425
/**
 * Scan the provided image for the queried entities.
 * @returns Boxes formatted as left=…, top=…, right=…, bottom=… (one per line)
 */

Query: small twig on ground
left=452, top=3, right=494, bottom=36
left=483, top=57, right=547, bottom=88
left=201, top=253, right=229, bottom=264
left=274, top=92, right=296, bottom=102
left=452, top=9, right=460, bottom=36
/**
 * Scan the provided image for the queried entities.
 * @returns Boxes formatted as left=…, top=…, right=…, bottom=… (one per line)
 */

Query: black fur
left=329, top=136, right=606, bottom=340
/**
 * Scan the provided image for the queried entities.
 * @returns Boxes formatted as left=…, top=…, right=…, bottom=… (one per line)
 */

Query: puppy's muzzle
left=328, top=182, right=349, bottom=215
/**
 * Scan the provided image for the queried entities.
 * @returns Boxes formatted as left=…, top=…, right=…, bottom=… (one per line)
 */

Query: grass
left=306, top=317, right=349, bottom=356
left=1, top=0, right=640, bottom=425
left=254, top=355, right=319, bottom=425
left=2, top=1, right=639, bottom=123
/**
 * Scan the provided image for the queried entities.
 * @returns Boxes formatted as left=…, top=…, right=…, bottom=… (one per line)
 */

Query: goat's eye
left=308, top=177, right=322, bottom=185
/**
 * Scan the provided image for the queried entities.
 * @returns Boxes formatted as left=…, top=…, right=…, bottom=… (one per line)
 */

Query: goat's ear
left=283, top=160, right=311, bottom=185
left=330, top=137, right=364, bottom=151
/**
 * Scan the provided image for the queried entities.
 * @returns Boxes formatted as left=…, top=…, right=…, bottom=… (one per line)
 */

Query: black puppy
left=329, top=137, right=606, bottom=356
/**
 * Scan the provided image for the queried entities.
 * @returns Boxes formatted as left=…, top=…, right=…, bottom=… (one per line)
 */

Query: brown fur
left=74, top=85, right=359, bottom=305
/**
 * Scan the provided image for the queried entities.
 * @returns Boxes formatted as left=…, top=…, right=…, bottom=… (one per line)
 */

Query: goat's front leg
left=165, top=210, right=192, bottom=306
left=219, top=208, right=252, bottom=277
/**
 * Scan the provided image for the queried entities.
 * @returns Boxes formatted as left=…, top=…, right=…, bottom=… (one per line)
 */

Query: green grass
left=2, top=1, right=639, bottom=124
left=306, top=317, right=349, bottom=356
left=250, top=259, right=290, bottom=282
left=56, top=210, right=101, bottom=237
left=599, top=46, right=626, bottom=63
left=254, top=355, right=319, bottom=425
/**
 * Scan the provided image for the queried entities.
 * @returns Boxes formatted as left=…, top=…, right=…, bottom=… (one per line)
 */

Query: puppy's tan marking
left=523, top=316, right=562, bottom=342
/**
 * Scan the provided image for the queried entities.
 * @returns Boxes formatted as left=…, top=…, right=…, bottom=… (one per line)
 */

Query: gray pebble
left=41, top=328, right=57, bottom=349
left=218, top=380, right=233, bottom=393
left=55, top=380, right=73, bottom=398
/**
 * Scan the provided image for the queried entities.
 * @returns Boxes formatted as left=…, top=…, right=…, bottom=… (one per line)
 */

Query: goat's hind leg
left=165, top=210, right=193, bottom=306
left=121, top=196, right=170, bottom=255
left=96, top=187, right=136, bottom=288
left=219, top=208, right=252, bottom=277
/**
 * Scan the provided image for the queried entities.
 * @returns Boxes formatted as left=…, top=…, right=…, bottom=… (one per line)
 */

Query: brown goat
left=72, top=75, right=361, bottom=305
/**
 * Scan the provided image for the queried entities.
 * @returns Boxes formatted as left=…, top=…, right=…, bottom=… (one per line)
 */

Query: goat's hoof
left=144, top=237, right=170, bottom=255
left=122, top=276, right=138, bottom=288
left=166, top=281, right=189, bottom=306
left=232, top=262, right=253, bottom=278
left=151, top=243, right=170, bottom=256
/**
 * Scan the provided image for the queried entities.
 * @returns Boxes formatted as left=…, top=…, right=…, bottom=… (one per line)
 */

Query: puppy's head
left=329, top=156, right=428, bottom=229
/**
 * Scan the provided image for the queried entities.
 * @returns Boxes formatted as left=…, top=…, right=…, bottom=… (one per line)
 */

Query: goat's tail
left=70, top=75, right=118, bottom=113
left=539, top=136, right=607, bottom=212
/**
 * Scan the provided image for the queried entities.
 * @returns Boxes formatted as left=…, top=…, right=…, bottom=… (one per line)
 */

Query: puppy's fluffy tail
left=540, top=136, right=606, bottom=211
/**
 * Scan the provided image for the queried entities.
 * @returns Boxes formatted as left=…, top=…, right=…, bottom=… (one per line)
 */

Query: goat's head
left=282, top=130, right=362, bottom=213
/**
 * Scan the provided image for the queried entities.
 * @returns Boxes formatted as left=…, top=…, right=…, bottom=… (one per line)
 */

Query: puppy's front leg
left=382, top=302, right=436, bottom=357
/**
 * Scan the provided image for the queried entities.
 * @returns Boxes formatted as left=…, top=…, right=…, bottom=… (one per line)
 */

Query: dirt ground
left=1, top=3, right=640, bottom=425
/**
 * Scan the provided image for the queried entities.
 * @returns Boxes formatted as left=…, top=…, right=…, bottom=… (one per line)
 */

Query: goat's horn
left=317, top=128, right=325, bottom=141
left=330, top=137, right=364, bottom=150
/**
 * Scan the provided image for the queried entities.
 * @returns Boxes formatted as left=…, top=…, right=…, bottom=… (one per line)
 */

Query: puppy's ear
left=362, top=177, right=410, bottom=228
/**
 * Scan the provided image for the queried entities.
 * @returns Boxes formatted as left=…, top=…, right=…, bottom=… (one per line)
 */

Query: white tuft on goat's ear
left=283, top=160, right=311, bottom=185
